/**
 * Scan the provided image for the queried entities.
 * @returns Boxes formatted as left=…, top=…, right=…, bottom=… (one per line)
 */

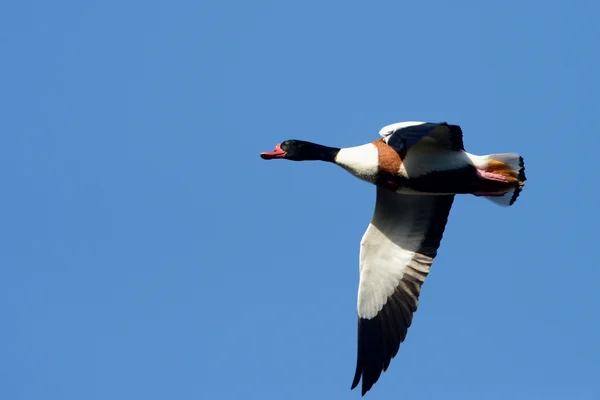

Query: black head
left=260, top=140, right=339, bottom=162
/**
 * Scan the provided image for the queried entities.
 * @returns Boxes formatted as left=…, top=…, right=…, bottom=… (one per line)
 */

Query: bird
left=260, top=121, right=526, bottom=396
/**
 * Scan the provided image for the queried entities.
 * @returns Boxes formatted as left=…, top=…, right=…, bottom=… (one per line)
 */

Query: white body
left=335, top=143, right=491, bottom=194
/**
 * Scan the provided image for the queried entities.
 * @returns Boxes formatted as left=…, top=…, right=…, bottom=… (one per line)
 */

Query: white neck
left=334, top=144, right=379, bottom=183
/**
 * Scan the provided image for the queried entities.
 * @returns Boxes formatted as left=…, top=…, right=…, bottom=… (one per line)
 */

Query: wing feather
left=351, top=188, right=454, bottom=396
left=379, top=121, right=465, bottom=155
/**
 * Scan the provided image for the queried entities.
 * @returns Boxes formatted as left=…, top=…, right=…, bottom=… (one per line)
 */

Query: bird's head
left=260, top=140, right=339, bottom=162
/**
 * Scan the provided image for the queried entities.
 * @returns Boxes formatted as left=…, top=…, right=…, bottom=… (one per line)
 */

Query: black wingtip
left=350, top=375, right=369, bottom=397
left=351, top=316, right=390, bottom=397
left=351, top=372, right=360, bottom=391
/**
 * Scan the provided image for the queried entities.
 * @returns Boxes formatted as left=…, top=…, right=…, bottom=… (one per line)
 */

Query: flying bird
left=260, top=121, right=526, bottom=396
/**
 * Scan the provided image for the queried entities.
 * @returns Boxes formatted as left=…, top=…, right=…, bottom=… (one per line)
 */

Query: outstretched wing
left=379, top=121, right=465, bottom=155
left=351, top=188, right=455, bottom=396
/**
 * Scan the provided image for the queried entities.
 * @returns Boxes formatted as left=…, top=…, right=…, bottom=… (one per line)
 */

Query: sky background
left=1, top=1, right=598, bottom=399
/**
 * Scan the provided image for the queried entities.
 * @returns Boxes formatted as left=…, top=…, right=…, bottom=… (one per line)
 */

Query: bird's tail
left=475, top=153, right=526, bottom=207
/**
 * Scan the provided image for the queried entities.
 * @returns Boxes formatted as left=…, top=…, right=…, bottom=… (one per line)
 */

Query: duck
left=260, top=121, right=526, bottom=396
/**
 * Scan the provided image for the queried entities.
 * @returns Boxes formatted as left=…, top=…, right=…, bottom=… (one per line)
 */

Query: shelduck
left=260, top=121, right=526, bottom=396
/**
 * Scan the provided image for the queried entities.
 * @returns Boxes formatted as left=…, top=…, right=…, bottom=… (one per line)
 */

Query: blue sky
left=1, top=1, right=597, bottom=399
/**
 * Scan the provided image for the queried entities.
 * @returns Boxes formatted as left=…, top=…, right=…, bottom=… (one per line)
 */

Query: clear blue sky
left=1, top=1, right=597, bottom=399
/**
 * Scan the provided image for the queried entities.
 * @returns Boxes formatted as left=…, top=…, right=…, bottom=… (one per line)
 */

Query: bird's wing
left=379, top=122, right=465, bottom=154
left=351, top=187, right=455, bottom=396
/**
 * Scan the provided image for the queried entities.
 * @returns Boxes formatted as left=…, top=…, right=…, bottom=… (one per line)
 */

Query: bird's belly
left=396, top=166, right=482, bottom=194
left=395, top=187, right=456, bottom=195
